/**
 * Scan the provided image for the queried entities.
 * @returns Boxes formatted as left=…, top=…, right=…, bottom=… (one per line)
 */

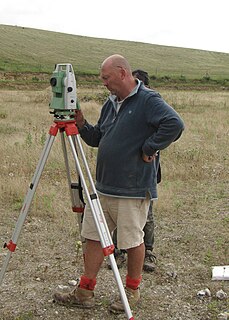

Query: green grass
left=15, top=311, right=34, bottom=320
left=0, top=24, right=229, bottom=81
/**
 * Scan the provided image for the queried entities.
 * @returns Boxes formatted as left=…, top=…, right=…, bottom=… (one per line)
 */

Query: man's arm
left=75, top=110, right=102, bottom=147
left=142, top=97, right=185, bottom=156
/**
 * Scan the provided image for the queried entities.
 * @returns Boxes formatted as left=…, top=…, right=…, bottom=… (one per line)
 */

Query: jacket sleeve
left=78, top=120, right=102, bottom=147
left=142, top=96, right=185, bottom=156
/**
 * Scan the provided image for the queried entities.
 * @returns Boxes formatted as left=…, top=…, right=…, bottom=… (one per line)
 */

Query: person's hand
left=142, top=153, right=157, bottom=163
left=75, top=109, right=85, bottom=129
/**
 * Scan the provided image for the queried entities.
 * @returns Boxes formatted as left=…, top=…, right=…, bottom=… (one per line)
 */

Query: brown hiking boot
left=143, top=250, right=157, bottom=272
left=53, top=286, right=95, bottom=308
left=109, top=287, right=140, bottom=313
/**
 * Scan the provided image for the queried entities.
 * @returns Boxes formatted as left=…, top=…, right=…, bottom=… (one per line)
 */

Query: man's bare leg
left=127, top=243, right=145, bottom=278
left=84, top=239, right=104, bottom=278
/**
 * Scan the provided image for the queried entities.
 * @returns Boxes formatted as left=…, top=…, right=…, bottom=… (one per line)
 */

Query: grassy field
left=0, top=24, right=229, bottom=82
left=0, top=23, right=228, bottom=319
left=0, top=86, right=228, bottom=319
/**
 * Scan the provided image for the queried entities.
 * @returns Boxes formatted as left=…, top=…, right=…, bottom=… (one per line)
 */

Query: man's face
left=100, top=65, right=123, bottom=96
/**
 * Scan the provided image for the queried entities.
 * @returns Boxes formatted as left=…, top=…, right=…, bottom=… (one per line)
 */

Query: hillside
left=0, top=24, right=229, bottom=83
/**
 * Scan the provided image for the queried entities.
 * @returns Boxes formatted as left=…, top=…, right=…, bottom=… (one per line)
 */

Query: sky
left=1, top=0, right=229, bottom=54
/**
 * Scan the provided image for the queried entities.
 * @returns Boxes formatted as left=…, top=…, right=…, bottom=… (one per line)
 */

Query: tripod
left=0, top=119, right=134, bottom=320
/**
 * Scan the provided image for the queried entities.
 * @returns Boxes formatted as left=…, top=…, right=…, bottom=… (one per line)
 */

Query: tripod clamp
left=3, top=240, right=16, bottom=252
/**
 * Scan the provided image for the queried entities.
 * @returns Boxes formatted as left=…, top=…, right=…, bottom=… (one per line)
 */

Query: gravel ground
left=0, top=208, right=228, bottom=320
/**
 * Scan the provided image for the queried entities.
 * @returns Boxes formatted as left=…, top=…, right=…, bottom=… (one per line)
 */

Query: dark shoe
left=110, top=287, right=140, bottom=313
left=53, top=286, right=95, bottom=308
left=107, top=249, right=127, bottom=269
left=143, top=250, right=157, bottom=272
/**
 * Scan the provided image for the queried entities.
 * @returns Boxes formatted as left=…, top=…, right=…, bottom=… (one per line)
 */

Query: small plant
left=161, top=75, right=171, bottom=81
left=207, top=300, right=221, bottom=317
left=0, top=124, right=16, bottom=134
left=25, top=132, right=32, bottom=147
left=179, top=74, right=186, bottom=81
left=150, top=75, right=157, bottom=80
left=0, top=111, right=7, bottom=119
left=40, top=130, right=46, bottom=146
left=203, top=72, right=211, bottom=81
left=15, top=311, right=34, bottom=320
left=12, top=196, right=24, bottom=211
left=75, top=240, right=82, bottom=258
left=203, top=248, right=213, bottom=264
left=41, top=194, right=55, bottom=211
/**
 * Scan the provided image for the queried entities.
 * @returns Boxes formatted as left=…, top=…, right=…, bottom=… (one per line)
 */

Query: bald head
left=101, top=54, right=132, bottom=75
left=100, top=54, right=136, bottom=100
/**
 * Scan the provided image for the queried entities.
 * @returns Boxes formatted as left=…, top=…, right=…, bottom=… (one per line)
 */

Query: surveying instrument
left=0, top=64, right=134, bottom=319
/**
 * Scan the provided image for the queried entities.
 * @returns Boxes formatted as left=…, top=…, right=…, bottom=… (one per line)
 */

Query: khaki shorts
left=81, top=194, right=150, bottom=249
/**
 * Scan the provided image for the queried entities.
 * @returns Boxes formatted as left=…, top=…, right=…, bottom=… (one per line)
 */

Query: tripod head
left=49, top=63, right=79, bottom=120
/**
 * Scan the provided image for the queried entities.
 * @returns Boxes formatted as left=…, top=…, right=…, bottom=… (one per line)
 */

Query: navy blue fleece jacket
left=79, top=83, right=184, bottom=199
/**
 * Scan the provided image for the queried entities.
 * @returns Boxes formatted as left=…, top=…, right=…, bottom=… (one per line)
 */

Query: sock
left=126, top=274, right=142, bottom=290
left=79, top=275, right=96, bottom=291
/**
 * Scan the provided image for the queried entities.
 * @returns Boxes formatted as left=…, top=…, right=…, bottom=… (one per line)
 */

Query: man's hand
left=75, top=110, right=85, bottom=129
left=142, top=153, right=157, bottom=163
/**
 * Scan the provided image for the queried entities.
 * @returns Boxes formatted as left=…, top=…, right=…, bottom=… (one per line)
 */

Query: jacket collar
left=109, top=79, right=141, bottom=108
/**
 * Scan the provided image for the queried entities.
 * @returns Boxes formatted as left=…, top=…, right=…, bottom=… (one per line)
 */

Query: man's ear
left=120, top=67, right=126, bottom=80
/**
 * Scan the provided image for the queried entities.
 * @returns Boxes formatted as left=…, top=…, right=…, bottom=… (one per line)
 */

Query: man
left=110, top=69, right=160, bottom=272
left=53, top=54, right=184, bottom=313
